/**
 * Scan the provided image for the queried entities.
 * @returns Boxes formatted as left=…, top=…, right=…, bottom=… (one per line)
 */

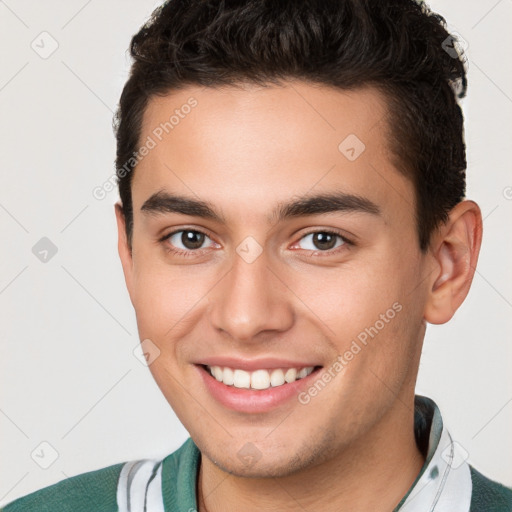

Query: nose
left=208, top=249, right=294, bottom=342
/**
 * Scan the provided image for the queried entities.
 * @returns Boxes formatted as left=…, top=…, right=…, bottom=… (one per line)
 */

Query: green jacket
left=3, top=396, right=511, bottom=511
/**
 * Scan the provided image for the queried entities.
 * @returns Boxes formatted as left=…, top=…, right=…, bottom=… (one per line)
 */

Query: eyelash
left=159, top=227, right=353, bottom=259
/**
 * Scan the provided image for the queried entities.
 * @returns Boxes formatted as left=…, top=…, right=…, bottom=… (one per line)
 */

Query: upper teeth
left=207, top=366, right=315, bottom=390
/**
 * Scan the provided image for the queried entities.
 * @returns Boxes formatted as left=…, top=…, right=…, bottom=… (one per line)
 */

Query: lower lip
left=196, top=365, right=322, bottom=413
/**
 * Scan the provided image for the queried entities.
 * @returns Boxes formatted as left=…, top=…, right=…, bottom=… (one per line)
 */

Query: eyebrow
left=140, top=189, right=381, bottom=224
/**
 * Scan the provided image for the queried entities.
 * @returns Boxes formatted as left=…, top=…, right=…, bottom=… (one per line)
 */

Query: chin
left=199, top=429, right=336, bottom=479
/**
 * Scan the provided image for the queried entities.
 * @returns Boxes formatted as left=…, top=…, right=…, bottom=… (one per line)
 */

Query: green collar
left=119, top=395, right=472, bottom=511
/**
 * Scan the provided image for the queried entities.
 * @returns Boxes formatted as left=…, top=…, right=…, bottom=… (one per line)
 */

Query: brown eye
left=298, top=231, right=346, bottom=252
left=181, top=230, right=206, bottom=249
left=313, top=232, right=338, bottom=250
left=165, top=230, right=209, bottom=251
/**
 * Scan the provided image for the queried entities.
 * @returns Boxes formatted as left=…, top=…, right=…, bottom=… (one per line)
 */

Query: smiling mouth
left=203, top=364, right=322, bottom=391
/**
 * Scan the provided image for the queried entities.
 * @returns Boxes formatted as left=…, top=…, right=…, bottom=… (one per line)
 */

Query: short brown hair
left=114, top=0, right=467, bottom=251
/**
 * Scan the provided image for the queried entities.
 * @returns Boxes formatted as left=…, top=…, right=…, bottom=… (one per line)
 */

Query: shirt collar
left=394, top=395, right=472, bottom=511
left=118, top=395, right=473, bottom=511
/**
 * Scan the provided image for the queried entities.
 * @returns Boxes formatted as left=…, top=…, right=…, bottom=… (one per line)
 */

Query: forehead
left=131, top=81, right=413, bottom=224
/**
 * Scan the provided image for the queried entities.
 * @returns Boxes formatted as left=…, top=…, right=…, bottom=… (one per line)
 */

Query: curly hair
left=113, top=0, right=468, bottom=252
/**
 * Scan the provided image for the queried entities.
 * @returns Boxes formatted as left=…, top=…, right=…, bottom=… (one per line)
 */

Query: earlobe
left=114, top=202, right=136, bottom=304
left=424, top=200, right=483, bottom=325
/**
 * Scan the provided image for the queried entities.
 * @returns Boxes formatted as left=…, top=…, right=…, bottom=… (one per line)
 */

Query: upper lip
left=195, top=357, right=322, bottom=372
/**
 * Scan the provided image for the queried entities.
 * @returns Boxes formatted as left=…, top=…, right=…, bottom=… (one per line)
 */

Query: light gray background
left=0, top=0, right=511, bottom=505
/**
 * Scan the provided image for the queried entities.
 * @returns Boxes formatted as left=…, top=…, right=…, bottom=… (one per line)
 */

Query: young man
left=3, top=0, right=511, bottom=510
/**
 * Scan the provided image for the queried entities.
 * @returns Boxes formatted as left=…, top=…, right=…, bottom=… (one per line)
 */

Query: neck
left=197, top=397, right=425, bottom=512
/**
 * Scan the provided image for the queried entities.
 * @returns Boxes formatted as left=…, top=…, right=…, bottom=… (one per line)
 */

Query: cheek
left=131, top=260, right=210, bottom=340
left=290, top=260, right=404, bottom=338
left=129, top=259, right=222, bottom=386
left=289, top=252, right=423, bottom=374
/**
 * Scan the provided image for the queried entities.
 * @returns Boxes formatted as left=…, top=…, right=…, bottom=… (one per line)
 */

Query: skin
left=115, top=80, right=482, bottom=511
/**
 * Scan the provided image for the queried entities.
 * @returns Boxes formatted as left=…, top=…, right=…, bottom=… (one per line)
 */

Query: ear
left=424, top=200, right=483, bottom=324
left=114, top=202, right=136, bottom=305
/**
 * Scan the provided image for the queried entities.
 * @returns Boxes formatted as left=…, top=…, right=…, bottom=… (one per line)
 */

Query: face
left=116, top=81, right=433, bottom=477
